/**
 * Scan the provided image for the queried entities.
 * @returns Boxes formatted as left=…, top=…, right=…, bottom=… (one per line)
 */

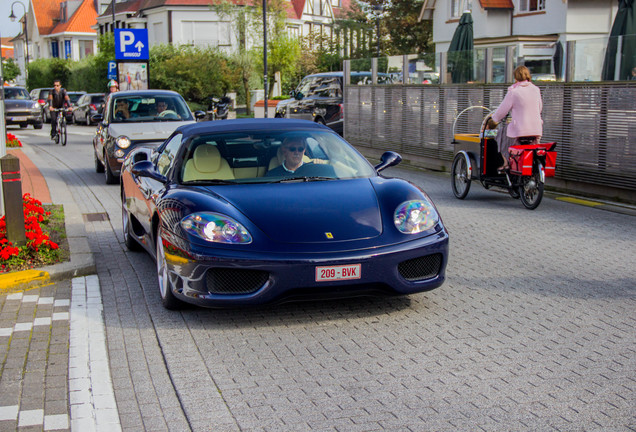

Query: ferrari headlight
left=116, top=136, right=131, bottom=149
left=394, top=200, right=439, bottom=234
left=180, top=212, right=252, bottom=244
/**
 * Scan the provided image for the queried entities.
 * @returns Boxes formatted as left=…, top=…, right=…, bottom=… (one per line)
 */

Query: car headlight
left=180, top=212, right=252, bottom=244
left=393, top=199, right=439, bottom=234
left=116, top=136, right=131, bottom=149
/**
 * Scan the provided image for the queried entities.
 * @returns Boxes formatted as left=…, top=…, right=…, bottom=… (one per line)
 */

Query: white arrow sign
left=135, top=41, right=145, bottom=52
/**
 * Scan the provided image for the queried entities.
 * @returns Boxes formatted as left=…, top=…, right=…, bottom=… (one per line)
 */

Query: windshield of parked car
left=4, top=88, right=31, bottom=100
left=111, top=95, right=193, bottom=122
left=179, top=130, right=377, bottom=184
left=69, top=93, right=84, bottom=104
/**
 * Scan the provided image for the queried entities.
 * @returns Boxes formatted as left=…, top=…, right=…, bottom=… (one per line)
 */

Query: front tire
left=61, top=122, right=67, bottom=146
left=34, top=123, right=43, bottom=130
left=519, top=172, right=544, bottom=210
left=156, top=229, right=182, bottom=310
left=451, top=154, right=471, bottom=199
left=122, top=194, right=142, bottom=251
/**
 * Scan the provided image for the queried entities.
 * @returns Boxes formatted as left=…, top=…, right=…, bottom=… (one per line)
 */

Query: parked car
left=29, top=88, right=52, bottom=123
left=120, top=118, right=449, bottom=309
left=4, top=86, right=43, bottom=129
left=92, top=89, right=204, bottom=184
left=275, top=72, right=396, bottom=135
left=73, top=93, right=105, bottom=126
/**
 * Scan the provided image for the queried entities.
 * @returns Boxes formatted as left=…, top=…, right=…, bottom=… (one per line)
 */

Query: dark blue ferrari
left=120, top=119, right=449, bottom=309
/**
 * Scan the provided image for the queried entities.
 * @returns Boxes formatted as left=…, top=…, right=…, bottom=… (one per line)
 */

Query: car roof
left=112, top=89, right=183, bottom=97
left=176, top=119, right=331, bottom=139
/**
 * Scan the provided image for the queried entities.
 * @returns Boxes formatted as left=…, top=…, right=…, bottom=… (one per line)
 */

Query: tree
left=383, top=0, right=432, bottom=55
left=2, top=57, right=21, bottom=82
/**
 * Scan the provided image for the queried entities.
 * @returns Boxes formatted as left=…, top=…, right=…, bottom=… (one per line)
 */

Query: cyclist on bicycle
left=48, top=79, right=71, bottom=140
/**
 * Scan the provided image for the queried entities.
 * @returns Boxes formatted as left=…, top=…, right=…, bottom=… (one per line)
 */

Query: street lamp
left=9, top=1, right=29, bottom=83
left=372, top=4, right=384, bottom=58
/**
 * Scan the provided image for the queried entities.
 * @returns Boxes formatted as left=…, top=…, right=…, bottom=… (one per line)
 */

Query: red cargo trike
left=451, top=106, right=557, bottom=210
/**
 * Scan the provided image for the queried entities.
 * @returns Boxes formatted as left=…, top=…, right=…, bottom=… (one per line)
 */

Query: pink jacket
left=491, top=81, right=543, bottom=138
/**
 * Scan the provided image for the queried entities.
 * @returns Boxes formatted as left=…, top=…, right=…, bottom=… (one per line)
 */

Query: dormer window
left=519, top=0, right=545, bottom=12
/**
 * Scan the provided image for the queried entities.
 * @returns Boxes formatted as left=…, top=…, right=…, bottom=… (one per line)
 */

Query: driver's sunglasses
left=285, top=146, right=305, bottom=153
left=54, top=84, right=61, bottom=87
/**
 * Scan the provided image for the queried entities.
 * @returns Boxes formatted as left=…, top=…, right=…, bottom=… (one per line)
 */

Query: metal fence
left=344, top=82, right=636, bottom=193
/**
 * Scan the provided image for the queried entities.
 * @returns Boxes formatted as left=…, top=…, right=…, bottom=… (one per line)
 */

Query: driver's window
left=157, top=134, right=182, bottom=176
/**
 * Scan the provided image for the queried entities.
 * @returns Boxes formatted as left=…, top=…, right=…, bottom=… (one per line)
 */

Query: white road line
left=69, top=275, right=121, bottom=432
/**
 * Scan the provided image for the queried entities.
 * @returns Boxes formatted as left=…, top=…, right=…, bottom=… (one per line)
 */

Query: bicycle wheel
left=61, top=119, right=67, bottom=146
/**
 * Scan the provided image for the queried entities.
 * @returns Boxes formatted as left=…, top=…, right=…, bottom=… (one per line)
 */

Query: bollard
left=1, top=154, right=26, bottom=246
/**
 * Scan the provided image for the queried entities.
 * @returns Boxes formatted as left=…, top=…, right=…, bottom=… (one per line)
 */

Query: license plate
left=11, top=116, right=27, bottom=122
left=315, top=264, right=361, bottom=282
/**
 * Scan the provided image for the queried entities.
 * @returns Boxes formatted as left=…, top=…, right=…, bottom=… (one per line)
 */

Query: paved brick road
left=16, top=127, right=636, bottom=431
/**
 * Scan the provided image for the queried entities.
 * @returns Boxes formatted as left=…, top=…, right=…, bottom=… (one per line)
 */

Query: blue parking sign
left=115, top=29, right=149, bottom=60
left=107, top=61, right=117, bottom=79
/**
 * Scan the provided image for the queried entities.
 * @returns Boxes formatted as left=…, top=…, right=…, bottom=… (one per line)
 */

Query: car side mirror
left=294, top=92, right=304, bottom=100
left=375, top=151, right=402, bottom=173
left=91, top=114, right=104, bottom=123
left=131, top=160, right=167, bottom=183
left=194, top=110, right=206, bottom=120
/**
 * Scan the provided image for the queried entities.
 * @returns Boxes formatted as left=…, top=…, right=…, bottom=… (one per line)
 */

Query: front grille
left=398, top=254, right=442, bottom=282
left=206, top=268, right=269, bottom=294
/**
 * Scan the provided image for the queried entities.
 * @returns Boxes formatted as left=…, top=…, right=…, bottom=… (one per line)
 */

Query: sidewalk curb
left=0, top=144, right=96, bottom=293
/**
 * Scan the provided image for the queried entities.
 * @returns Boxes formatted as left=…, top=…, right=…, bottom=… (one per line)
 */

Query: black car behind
left=73, top=93, right=105, bottom=126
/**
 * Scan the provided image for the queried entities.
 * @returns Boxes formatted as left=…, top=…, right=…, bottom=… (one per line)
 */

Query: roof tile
left=50, top=0, right=98, bottom=34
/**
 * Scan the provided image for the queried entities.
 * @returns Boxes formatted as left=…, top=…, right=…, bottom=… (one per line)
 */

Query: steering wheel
left=158, top=110, right=179, bottom=119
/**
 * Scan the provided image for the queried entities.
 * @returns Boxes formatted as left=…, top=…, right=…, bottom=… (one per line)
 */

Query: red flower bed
left=0, top=194, right=59, bottom=271
left=6, top=133, right=23, bottom=148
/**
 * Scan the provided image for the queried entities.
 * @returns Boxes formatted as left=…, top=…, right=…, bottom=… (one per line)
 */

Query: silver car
left=4, top=87, right=43, bottom=129
left=92, top=89, right=204, bottom=184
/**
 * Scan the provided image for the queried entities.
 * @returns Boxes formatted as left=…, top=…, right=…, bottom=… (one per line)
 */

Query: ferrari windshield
left=178, top=130, right=377, bottom=184
left=111, top=95, right=193, bottom=123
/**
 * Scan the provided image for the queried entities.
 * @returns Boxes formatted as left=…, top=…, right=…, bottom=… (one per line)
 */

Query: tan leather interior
left=182, top=145, right=235, bottom=181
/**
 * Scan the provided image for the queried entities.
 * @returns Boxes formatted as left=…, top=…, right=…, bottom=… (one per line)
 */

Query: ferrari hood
left=217, top=179, right=383, bottom=243
left=108, top=120, right=195, bottom=141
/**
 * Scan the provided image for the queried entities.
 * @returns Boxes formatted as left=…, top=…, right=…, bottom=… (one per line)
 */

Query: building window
left=51, top=41, right=59, bottom=58
left=79, top=40, right=93, bottom=59
left=451, top=0, right=472, bottom=18
left=519, top=0, right=545, bottom=12
left=331, top=0, right=340, bottom=7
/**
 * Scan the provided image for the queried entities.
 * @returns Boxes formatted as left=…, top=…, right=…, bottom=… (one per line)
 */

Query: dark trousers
left=50, top=111, right=59, bottom=138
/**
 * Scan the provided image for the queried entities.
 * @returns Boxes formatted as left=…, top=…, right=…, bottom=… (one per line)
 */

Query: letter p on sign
left=120, top=31, right=135, bottom=50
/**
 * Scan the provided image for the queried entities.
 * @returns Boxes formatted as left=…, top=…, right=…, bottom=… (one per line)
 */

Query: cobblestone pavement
left=13, top=127, right=636, bottom=431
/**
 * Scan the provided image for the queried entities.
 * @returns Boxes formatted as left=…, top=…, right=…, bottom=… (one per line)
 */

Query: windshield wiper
left=272, top=176, right=336, bottom=183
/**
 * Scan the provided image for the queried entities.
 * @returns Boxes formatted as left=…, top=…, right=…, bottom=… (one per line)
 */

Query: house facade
left=93, top=0, right=352, bottom=54
left=421, top=0, right=619, bottom=79
left=11, top=0, right=99, bottom=86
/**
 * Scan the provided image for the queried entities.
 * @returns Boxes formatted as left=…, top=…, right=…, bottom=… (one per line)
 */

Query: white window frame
left=451, top=0, right=472, bottom=18
left=519, top=0, right=545, bottom=12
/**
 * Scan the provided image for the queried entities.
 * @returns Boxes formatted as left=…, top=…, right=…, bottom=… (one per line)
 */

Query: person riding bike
left=48, top=79, right=71, bottom=140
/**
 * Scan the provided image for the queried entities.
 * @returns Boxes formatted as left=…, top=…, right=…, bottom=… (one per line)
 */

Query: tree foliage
left=2, top=58, right=21, bottom=82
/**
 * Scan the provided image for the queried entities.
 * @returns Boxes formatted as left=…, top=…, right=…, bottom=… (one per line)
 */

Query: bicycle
left=51, top=107, right=72, bottom=146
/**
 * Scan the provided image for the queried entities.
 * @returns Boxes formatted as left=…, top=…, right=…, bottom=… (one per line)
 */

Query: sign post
left=114, top=29, right=150, bottom=91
